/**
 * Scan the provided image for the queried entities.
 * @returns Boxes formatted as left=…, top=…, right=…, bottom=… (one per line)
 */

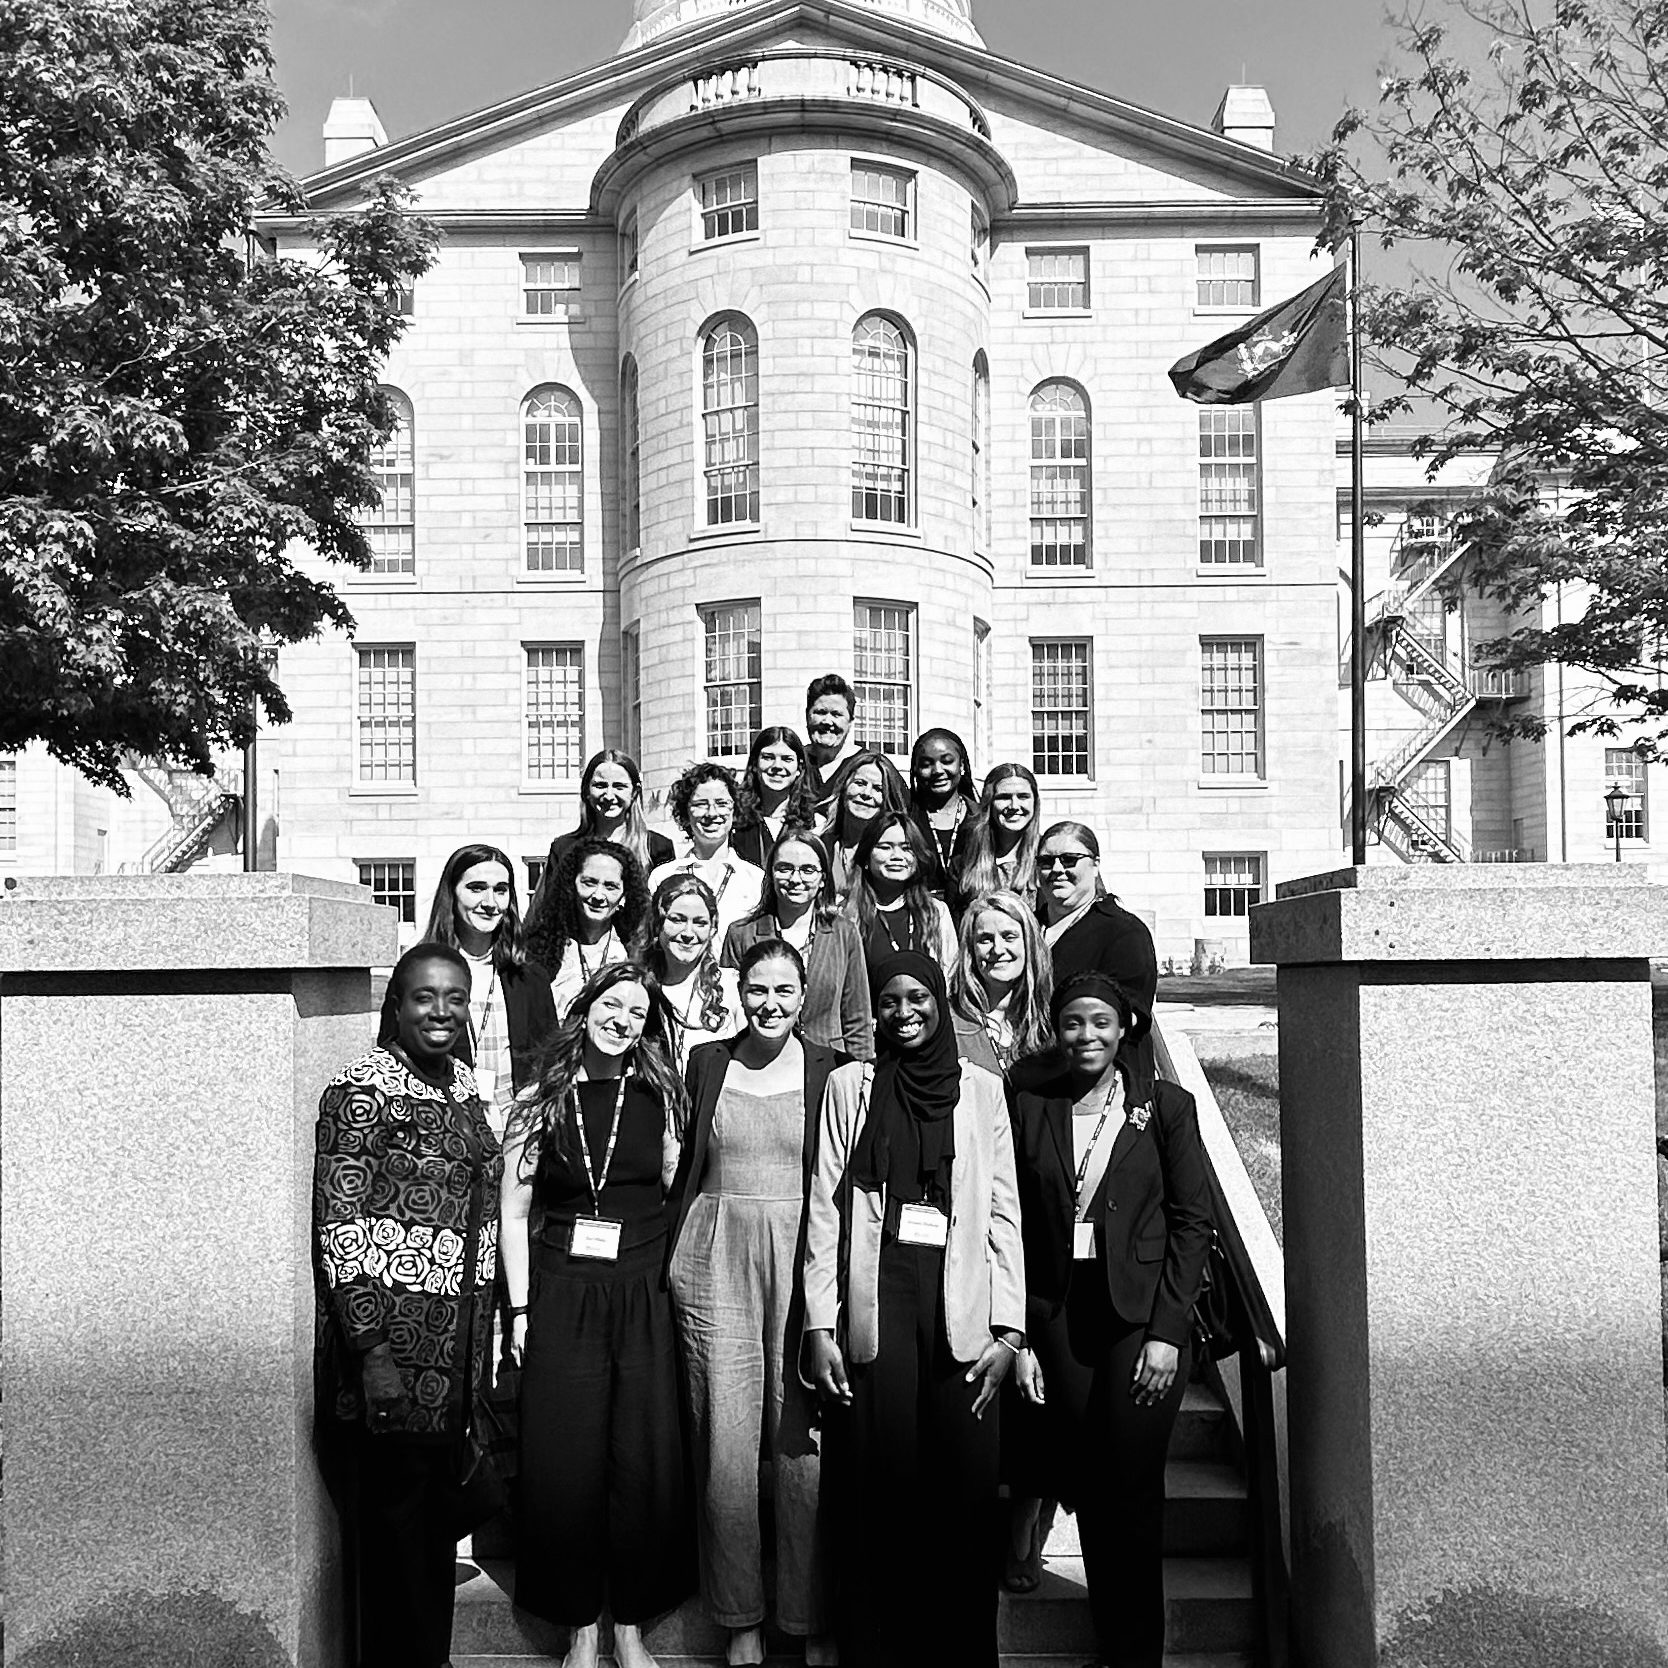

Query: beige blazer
left=802, top=1057, right=1026, bottom=1369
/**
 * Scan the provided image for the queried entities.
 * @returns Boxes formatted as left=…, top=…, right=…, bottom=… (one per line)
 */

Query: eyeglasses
left=772, top=863, right=823, bottom=879
left=1037, top=852, right=1092, bottom=871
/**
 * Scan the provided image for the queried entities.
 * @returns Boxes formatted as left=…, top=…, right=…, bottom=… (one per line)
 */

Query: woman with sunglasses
left=816, top=750, right=909, bottom=898
left=732, top=727, right=821, bottom=870
left=953, top=765, right=1043, bottom=918
left=843, top=811, right=956, bottom=975
left=724, top=830, right=873, bottom=1061
left=906, top=727, right=980, bottom=901
left=1035, top=822, right=1157, bottom=1031
left=647, top=872, right=741, bottom=1078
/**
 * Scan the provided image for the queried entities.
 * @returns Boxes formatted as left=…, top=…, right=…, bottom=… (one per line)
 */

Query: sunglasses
left=1037, top=852, right=1093, bottom=871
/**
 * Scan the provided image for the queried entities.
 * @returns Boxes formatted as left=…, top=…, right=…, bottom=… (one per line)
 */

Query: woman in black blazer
left=666, top=938, right=847, bottom=1667
left=1009, top=971, right=1212, bottom=1668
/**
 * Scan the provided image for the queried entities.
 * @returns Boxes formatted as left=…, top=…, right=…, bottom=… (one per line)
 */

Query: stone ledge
left=1251, top=865, right=1668, bottom=966
left=0, top=873, right=398, bottom=974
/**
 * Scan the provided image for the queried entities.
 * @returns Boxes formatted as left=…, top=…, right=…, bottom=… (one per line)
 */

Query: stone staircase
left=450, top=1374, right=1259, bottom=1668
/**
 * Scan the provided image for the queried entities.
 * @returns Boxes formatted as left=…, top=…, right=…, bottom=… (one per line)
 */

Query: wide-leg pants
left=514, top=1234, right=694, bottom=1626
left=830, top=1236, right=1001, bottom=1668
left=1030, top=1270, right=1191, bottom=1668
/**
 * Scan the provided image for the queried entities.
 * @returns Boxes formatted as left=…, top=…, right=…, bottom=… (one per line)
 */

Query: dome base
left=620, top=0, right=983, bottom=53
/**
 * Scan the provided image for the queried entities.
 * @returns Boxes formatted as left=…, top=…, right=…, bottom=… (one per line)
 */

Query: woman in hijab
left=801, top=950, right=1026, bottom=1668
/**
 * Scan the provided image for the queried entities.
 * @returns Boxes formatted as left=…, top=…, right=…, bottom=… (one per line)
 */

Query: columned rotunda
left=256, top=0, right=1343, bottom=961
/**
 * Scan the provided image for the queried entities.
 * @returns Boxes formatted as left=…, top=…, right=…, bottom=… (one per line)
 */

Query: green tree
left=1313, top=0, right=1668, bottom=750
left=0, top=0, right=435, bottom=790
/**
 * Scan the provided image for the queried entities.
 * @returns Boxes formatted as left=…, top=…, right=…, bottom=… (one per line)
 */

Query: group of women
left=313, top=717, right=1213, bottom=1668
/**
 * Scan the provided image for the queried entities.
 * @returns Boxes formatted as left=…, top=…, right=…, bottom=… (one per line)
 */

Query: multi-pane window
left=356, top=647, right=416, bottom=784
left=971, top=205, right=990, bottom=281
left=1403, top=760, right=1451, bottom=837
left=1403, top=592, right=1448, bottom=668
left=1200, top=637, right=1263, bottom=776
left=524, top=386, right=584, bottom=572
left=702, top=315, right=760, bottom=525
left=622, top=624, right=643, bottom=760
left=1606, top=748, right=1648, bottom=841
left=703, top=602, right=762, bottom=758
left=621, top=357, right=641, bottom=551
left=1027, top=248, right=1089, bottom=311
left=1030, top=382, right=1090, bottom=568
left=0, top=755, right=15, bottom=854
left=356, top=860, right=417, bottom=925
left=521, top=253, right=581, bottom=318
left=853, top=602, right=913, bottom=753
left=1199, top=409, right=1259, bottom=566
left=1196, top=245, right=1259, bottom=309
left=1203, top=852, right=1265, bottom=917
left=699, top=164, right=759, bottom=240
left=972, top=354, right=991, bottom=552
left=1031, top=639, right=1092, bottom=777
left=853, top=315, right=911, bottom=523
left=364, top=387, right=415, bottom=575
left=618, top=213, right=639, bottom=281
left=851, top=164, right=912, bottom=238
left=525, top=645, right=584, bottom=781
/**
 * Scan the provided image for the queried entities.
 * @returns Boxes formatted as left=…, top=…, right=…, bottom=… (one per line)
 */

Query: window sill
left=618, top=272, right=639, bottom=296
left=850, top=228, right=919, bottom=252
left=1197, top=777, right=1269, bottom=791
left=519, top=783, right=575, bottom=797
left=1023, top=565, right=1097, bottom=582
left=688, top=520, right=762, bottom=542
left=517, top=569, right=588, bottom=585
left=1194, top=304, right=1258, bottom=318
left=1022, top=307, right=1093, bottom=322
left=349, top=785, right=421, bottom=799
left=1196, top=564, right=1266, bottom=579
left=343, top=572, right=419, bottom=588
left=850, top=521, right=923, bottom=541
left=1034, top=774, right=1095, bottom=788
left=691, top=231, right=762, bottom=255
left=517, top=311, right=585, bottom=326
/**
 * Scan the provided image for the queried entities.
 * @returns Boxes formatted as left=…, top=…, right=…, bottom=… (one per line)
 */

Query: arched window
left=523, top=385, right=584, bottom=573
left=853, top=314, right=911, bottom=524
left=972, top=352, right=990, bottom=553
left=1029, top=381, right=1090, bottom=569
left=365, top=387, right=415, bottom=574
left=701, top=315, right=759, bottom=525
left=620, top=356, right=641, bottom=552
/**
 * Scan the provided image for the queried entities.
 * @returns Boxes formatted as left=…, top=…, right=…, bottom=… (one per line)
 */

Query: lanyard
left=774, top=909, right=818, bottom=956
left=876, top=905, right=916, bottom=956
left=465, top=959, right=498, bottom=1054
left=928, top=800, right=964, bottom=869
left=1072, top=1072, right=1124, bottom=1220
left=570, top=1075, right=629, bottom=1214
left=575, top=930, right=616, bottom=985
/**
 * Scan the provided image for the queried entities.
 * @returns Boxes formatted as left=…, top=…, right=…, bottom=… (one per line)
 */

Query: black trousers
left=1031, top=1271, right=1191, bottom=1668
left=348, top=1431, right=462, bottom=1668
left=515, top=1235, right=694, bottom=1627
left=831, top=1237, right=1002, bottom=1668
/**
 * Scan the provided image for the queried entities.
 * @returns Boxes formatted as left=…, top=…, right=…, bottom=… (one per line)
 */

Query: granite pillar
left=0, top=874, right=397, bottom=1668
left=1251, top=865, right=1668, bottom=1668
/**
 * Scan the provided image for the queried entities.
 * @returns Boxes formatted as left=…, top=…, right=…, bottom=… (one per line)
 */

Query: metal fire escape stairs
left=126, top=762, right=243, bottom=873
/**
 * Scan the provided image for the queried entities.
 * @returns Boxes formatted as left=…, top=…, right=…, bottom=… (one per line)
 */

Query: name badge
left=1073, top=1221, right=1097, bottom=1261
left=569, top=1216, right=623, bottom=1262
left=897, top=1203, right=949, bottom=1248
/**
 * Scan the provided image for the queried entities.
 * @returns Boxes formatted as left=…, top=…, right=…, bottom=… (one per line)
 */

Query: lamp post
left=1604, top=782, right=1627, bottom=863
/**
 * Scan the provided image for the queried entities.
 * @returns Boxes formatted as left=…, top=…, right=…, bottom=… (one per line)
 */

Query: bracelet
left=994, top=1335, right=1021, bottom=1354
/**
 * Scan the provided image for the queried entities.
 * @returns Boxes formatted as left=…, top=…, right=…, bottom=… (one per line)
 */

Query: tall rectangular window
left=622, top=624, right=643, bottom=761
left=973, top=620, right=992, bottom=772
left=1031, top=639, right=1092, bottom=777
left=0, top=755, right=16, bottom=854
left=850, top=164, right=912, bottom=238
left=1203, top=852, right=1265, bottom=917
left=1403, top=759, right=1451, bottom=838
left=521, top=253, right=581, bottom=318
left=356, top=647, right=416, bottom=784
left=525, top=645, right=584, bottom=782
left=853, top=602, right=913, bottom=753
left=703, top=317, right=761, bottom=525
left=1030, top=383, right=1091, bottom=568
left=1200, top=637, right=1263, bottom=777
left=971, top=204, right=990, bottom=281
left=703, top=602, right=762, bottom=758
left=699, top=164, right=759, bottom=240
left=1606, top=748, right=1648, bottom=841
left=524, top=386, right=584, bottom=572
left=356, top=860, right=417, bottom=924
left=1027, top=248, right=1089, bottom=311
left=618, top=212, right=639, bottom=281
left=1196, top=245, right=1259, bottom=308
left=365, top=389, right=415, bottom=575
left=1199, top=409, right=1259, bottom=566
left=852, top=316, right=911, bottom=524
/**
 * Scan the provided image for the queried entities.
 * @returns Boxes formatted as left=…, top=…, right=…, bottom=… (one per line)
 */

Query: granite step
left=1167, top=1380, right=1232, bottom=1461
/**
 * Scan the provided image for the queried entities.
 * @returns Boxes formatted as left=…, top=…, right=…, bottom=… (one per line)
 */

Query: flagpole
left=1349, top=222, right=1368, bottom=867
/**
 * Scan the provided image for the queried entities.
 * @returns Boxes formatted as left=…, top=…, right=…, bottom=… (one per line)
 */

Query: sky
left=268, top=0, right=1403, bottom=180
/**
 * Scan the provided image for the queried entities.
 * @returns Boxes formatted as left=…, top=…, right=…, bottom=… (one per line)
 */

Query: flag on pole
left=1169, top=264, right=1349, bottom=404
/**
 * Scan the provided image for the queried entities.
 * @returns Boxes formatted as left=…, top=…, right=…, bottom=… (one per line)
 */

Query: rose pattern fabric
left=313, top=1048, right=504, bottom=1438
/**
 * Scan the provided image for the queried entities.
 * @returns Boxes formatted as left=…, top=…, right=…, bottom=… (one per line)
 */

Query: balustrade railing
left=691, top=61, right=761, bottom=108
left=847, top=58, right=918, bottom=105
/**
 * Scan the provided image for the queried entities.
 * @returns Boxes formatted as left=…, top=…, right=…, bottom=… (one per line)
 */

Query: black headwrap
left=851, top=950, right=960, bottom=1206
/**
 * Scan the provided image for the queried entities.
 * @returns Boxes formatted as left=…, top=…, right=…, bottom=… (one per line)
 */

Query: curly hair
left=646, top=872, right=731, bottom=1036
left=949, top=889, right=1054, bottom=1062
left=422, top=844, right=528, bottom=974
left=955, top=764, right=1043, bottom=909
left=744, top=827, right=843, bottom=928
left=524, top=837, right=649, bottom=973
left=843, top=811, right=940, bottom=949
left=821, top=749, right=909, bottom=843
left=735, top=726, right=819, bottom=834
left=506, top=961, right=689, bottom=1176
left=666, top=760, right=740, bottom=840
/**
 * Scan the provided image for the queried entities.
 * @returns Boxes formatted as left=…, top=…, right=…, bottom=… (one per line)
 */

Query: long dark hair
left=822, top=749, right=909, bottom=842
left=956, top=764, right=1042, bottom=906
left=735, top=726, right=819, bottom=833
left=908, top=727, right=979, bottom=813
left=423, top=844, right=528, bottom=976
left=843, top=811, right=940, bottom=949
left=506, top=961, right=688, bottom=1174
left=744, top=827, right=843, bottom=928
left=524, top=836, right=650, bottom=973
left=570, top=749, right=656, bottom=872
left=645, top=872, right=731, bottom=1036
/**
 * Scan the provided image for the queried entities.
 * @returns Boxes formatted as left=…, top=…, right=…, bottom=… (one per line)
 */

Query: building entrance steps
left=449, top=1374, right=1260, bottom=1668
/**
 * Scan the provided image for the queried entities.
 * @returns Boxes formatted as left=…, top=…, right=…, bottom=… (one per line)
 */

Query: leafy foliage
left=0, top=0, right=435, bottom=789
left=1311, top=0, right=1668, bottom=751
